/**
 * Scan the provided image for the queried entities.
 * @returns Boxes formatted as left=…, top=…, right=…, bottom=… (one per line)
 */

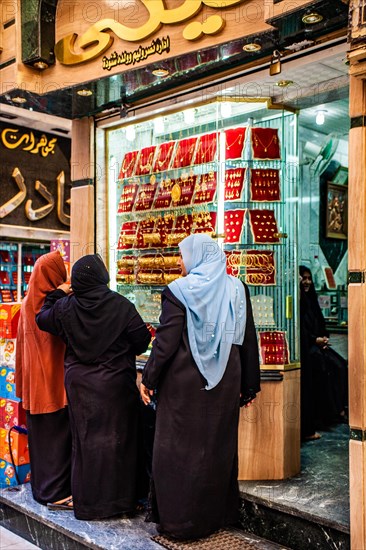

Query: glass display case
left=0, top=242, right=50, bottom=302
left=99, top=99, right=299, bottom=366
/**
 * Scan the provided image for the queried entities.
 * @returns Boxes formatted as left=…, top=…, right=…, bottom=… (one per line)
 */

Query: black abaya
left=142, top=285, right=260, bottom=540
left=299, top=267, right=348, bottom=436
left=26, top=409, right=72, bottom=504
left=37, top=276, right=150, bottom=520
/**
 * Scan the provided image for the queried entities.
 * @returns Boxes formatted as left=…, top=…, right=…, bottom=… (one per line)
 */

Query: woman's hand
left=57, top=283, right=73, bottom=295
left=316, top=336, right=329, bottom=348
left=140, top=382, right=154, bottom=405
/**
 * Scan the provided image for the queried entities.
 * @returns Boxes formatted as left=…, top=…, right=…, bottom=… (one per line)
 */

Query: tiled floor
left=0, top=527, right=40, bottom=549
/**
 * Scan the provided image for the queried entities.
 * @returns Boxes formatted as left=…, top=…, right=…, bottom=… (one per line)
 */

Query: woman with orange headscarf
left=15, top=251, right=72, bottom=506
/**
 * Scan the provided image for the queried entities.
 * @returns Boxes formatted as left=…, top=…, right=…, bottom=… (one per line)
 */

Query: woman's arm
left=141, top=289, right=185, bottom=393
left=239, top=284, right=261, bottom=405
left=125, top=305, right=151, bottom=355
left=35, top=289, right=67, bottom=336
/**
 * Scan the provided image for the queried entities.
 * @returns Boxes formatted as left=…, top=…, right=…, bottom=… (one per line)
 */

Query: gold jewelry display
left=117, top=258, right=134, bottom=269
left=251, top=294, right=276, bottom=327
left=137, top=271, right=164, bottom=284
left=194, top=134, right=217, bottom=164
left=142, top=232, right=161, bottom=246
left=171, top=182, right=182, bottom=203
left=167, top=233, right=188, bottom=246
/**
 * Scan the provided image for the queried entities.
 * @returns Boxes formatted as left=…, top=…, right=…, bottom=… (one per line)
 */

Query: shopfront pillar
left=70, top=117, right=95, bottom=264
left=348, top=74, right=366, bottom=549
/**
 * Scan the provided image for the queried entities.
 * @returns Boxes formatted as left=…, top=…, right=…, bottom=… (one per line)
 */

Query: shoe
left=303, top=433, right=321, bottom=441
left=47, top=496, right=73, bottom=510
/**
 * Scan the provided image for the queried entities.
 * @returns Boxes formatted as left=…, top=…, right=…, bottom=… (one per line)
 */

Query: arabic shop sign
left=0, top=123, right=71, bottom=230
left=54, top=0, right=247, bottom=67
left=102, top=36, right=170, bottom=71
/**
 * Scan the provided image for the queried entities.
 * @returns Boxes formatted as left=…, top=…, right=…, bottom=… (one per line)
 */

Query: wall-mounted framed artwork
left=326, top=182, right=347, bottom=239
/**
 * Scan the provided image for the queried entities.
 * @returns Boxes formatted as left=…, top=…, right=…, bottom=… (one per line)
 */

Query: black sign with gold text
left=0, top=123, right=71, bottom=231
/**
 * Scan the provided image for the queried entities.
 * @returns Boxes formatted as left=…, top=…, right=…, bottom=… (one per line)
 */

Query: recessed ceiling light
left=302, top=12, right=323, bottom=24
left=11, top=97, right=27, bottom=104
left=33, top=61, right=49, bottom=70
left=276, top=80, right=294, bottom=87
left=243, top=42, right=262, bottom=53
left=152, top=68, right=169, bottom=77
left=77, top=89, right=93, bottom=97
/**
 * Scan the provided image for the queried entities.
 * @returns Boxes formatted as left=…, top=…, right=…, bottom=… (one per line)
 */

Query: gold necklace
left=226, top=131, right=243, bottom=150
left=156, top=144, right=174, bottom=169
left=139, top=151, right=154, bottom=172
left=197, top=138, right=216, bottom=162
left=252, top=130, right=278, bottom=153
left=121, top=154, right=136, bottom=175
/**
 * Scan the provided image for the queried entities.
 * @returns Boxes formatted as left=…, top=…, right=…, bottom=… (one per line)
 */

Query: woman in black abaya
left=36, top=254, right=151, bottom=520
left=299, top=266, right=348, bottom=440
left=140, top=234, right=260, bottom=540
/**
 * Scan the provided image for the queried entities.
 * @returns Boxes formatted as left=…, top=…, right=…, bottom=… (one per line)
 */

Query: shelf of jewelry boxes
left=116, top=161, right=220, bottom=215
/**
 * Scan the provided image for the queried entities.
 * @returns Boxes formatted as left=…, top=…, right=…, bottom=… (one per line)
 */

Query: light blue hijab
left=169, top=234, right=247, bottom=390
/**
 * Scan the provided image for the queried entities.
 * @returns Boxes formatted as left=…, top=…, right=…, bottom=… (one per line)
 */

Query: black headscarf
left=57, top=254, right=138, bottom=363
left=299, top=265, right=327, bottom=339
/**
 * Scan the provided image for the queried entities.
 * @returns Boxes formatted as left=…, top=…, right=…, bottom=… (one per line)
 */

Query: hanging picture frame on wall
left=326, top=182, right=348, bottom=239
left=332, top=166, right=348, bottom=185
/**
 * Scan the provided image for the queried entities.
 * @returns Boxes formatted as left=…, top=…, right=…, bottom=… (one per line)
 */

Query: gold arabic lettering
left=0, top=168, right=70, bottom=226
left=25, top=181, right=55, bottom=221
left=55, top=0, right=244, bottom=66
left=1, top=128, right=57, bottom=157
left=0, top=168, right=27, bottom=219
left=57, top=171, right=71, bottom=226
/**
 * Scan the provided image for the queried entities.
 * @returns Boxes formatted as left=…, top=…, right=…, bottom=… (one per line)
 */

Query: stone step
left=1, top=484, right=288, bottom=550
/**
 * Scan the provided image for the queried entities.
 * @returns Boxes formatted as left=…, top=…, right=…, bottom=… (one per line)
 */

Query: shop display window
left=0, top=243, right=49, bottom=302
left=99, top=99, right=299, bottom=366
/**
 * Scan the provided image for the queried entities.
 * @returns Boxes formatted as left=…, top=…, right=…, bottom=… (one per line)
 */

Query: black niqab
left=57, top=254, right=135, bottom=363
left=299, top=265, right=327, bottom=338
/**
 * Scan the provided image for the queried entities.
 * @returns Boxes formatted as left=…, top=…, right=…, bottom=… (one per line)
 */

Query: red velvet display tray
left=259, top=331, right=289, bottom=365
left=225, top=168, right=246, bottom=202
left=250, top=169, right=280, bottom=201
left=225, top=127, right=246, bottom=160
left=119, top=150, right=139, bottom=179
left=171, top=137, right=198, bottom=169
left=171, top=175, right=197, bottom=207
left=224, top=210, right=246, bottom=243
left=251, top=127, right=281, bottom=160
left=117, top=182, right=139, bottom=213
left=153, top=178, right=173, bottom=210
left=134, top=146, right=157, bottom=176
left=153, top=141, right=176, bottom=172
left=194, top=172, right=217, bottom=204
left=248, top=209, right=280, bottom=243
left=193, top=132, right=217, bottom=164
left=134, top=181, right=158, bottom=211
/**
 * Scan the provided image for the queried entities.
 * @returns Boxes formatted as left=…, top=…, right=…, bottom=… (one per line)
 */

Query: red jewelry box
left=225, top=128, right=246, bottom=160
left=193, top=132, right=217, bottom=164
left=224, top=210, right=246, bottom=243
left=248, top=209, right=280, bottom=243
left=171, top=137, right=198, bottom=169
left=119, top=151, right=139, bottom=179
left=194, top=172, right=216, bottom=204
left=251, top=128, right=281, bottom=160
left=117, top=182, right=139, bottom=213
left=259, top=331, right=289, bottom=365
left=135, top=146, right=157, bottom=176
left=225, top=168, right=246, bottom=202
left=153, top=141, right=176, bottom=172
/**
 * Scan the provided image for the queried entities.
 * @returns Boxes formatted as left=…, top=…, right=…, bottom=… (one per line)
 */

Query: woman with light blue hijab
left=141, top=234, right=260, bottom=541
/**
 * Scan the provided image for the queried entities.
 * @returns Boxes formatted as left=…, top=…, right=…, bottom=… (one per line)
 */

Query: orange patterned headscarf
left=15, top=251, right=67, bottom=414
